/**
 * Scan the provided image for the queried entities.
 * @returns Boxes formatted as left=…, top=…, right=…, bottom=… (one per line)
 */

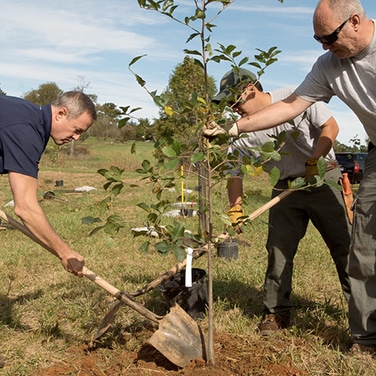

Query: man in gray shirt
left=208, top=0, right=375, bottom=353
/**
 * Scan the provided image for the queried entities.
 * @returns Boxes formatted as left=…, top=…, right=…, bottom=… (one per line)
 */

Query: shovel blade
left=94, top=300, right=124, bottom=340
left=148, top=304, right=205, bottom=368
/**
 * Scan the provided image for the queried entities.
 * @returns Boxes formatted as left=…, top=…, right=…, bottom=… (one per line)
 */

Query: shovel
left=95, top=188, right=295, bottom=338
left=0, top=210, right=205, bottom=368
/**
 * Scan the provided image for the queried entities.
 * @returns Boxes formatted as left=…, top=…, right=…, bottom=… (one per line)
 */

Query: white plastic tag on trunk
left=185, top=247, right=193, bottom=287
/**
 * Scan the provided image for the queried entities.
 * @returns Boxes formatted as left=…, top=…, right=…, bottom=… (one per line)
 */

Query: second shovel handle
left=82, top=267, right=161, bottom=323
left=247, top=189, right=294, bottom=221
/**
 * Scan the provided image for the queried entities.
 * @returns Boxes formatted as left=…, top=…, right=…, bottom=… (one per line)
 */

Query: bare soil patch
left=32, top=330, right=308, bottom=376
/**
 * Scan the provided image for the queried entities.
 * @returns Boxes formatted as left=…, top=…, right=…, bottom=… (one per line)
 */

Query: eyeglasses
left=314, top=17, right=351, bottom=45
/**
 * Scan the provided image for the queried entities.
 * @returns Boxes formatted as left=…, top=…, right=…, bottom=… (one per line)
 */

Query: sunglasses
left=314, top=17, right=351, bottom=45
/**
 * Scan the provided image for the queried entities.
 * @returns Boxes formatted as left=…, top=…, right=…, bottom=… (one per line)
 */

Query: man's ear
left=350, top=13, right=361, bottom=32
left=246, top=83, right=257, bottom=97
left=56, top=107, right=68, bottom=120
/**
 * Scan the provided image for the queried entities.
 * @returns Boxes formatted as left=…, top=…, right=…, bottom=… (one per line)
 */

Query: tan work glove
left=226, top=204, right=245, bottom=234
left=203, top=121, right=239, bottom=138
left=305, top=158, right=319, bottom=182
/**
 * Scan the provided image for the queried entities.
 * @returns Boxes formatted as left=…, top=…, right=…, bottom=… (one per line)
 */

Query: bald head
left=313, top=0, right=373, bottom=58
left=315, top=0, right=365, bottom=23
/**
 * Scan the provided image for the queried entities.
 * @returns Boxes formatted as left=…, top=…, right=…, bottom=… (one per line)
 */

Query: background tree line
left=0, top=55, right=367, bottom=152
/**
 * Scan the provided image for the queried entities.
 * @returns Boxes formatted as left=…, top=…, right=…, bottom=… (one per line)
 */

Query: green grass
left=0, top=138, right=374, bottom=375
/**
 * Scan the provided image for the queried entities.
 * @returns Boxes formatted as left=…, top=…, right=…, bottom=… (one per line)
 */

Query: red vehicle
left=335, top=152, right=367, bottom=183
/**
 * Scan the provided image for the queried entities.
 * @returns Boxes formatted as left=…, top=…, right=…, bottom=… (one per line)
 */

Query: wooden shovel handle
left=247, top=189, right=294, bottom=221
left=0, top=209, right=47, bottom=247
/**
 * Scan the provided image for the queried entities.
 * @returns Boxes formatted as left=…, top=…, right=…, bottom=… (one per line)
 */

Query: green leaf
left=183, top=49, right=202, bottom=56
left=118, top=117, right=130, bottom=128
left=205, top=23, right=216, bottom=32
left=99, top=196, right=111, bottom=214
left=289, top=177, right=306, bottom=189
left=137, top=202, right=151, bottom=212
left=147, top=212, right=158, bottom=222
left=239, top=57, right=249, bottom=66
left=111, top=182, right=124, bottom=197
left=317, top=157, right=328, bottom=178
left=129, top=107, right=142, bottom=114
left=162, top=146, right=177, bottom=158
left=172, top=139, right=182, bottom=155
left=172, top=246, right=186, bottom=262
left=129, top=54, right=147, bottom=67
left=169, top=221, right=185, bottom=242
left=139, top=241, right=150, bottom=254
left=220, top=213, right=232, bottom=226
left=102, top=215, right=125, bottom=235
left=88, top=226, right=105, bottom=237
left=249, top=62, right=262, bottom=69
left=193, top=9, right=205, bottom=20
left=164, top=158, right=179, bottom=171
left=261, top=141, right=275, bottom=153
left=191, top=151, right=205, bottom=163
left=155, top=241, right=171, bottom=255
left=269, top=166, right=281, bottom=187
left=186, top=32, right=200, bottom=43
left=265, top=150, right=282, bottom=161
left=135, top=74, right=146, bottom=87
left=81, top=216, right=101, bottom=225
left=97, top=168, right=108, bottom=177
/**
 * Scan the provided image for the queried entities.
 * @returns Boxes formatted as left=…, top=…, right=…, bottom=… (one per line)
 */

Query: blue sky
left=1, top=0, right=375, bottom=145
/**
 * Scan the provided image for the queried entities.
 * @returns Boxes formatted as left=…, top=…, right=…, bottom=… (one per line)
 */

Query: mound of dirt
left=32, top=331, right=308, bottom=376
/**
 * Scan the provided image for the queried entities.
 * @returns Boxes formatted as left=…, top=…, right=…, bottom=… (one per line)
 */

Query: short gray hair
left=52, top=91, right=97, bottom=121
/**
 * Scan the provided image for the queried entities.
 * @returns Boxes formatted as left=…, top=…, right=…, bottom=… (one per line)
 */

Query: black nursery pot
left=158, top=268, right=208, bottom=320
left=217, top=241, right=239, bottom=260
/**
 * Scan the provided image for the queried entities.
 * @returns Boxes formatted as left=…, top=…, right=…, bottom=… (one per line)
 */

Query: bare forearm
left=228, top=177, right=243, bottom=207
left=237, top=94, right=312, bottom=133
left=16, top=204, right=70, bottom=259
left=8, top=172, right=84, bottom=276
left=311, top=117, right=339, bottom=159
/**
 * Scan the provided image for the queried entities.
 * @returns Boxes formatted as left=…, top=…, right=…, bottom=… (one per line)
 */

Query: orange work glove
left=226, top=204, right=245, bottom=234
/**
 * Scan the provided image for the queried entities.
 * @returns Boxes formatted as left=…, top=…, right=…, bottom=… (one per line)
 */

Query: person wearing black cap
left=212, top=68, right=351, bottom=335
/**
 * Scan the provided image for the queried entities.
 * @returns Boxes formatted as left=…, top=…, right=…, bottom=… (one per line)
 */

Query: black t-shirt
left=0, top=96, right=51, bottom=178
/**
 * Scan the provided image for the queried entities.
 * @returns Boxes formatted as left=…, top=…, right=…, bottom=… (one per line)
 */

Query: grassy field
left=0, top=139, right=374, bottom=375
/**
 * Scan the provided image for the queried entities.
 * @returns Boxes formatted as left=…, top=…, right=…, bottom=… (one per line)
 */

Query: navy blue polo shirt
left=0, top=95, right=51, bottom=178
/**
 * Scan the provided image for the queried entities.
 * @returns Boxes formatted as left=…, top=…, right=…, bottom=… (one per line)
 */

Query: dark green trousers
left=263, top=168, right=351, bottom=315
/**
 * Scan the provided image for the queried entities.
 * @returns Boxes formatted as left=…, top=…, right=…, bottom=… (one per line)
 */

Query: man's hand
left=203, top=121, right=239, bottom=138
left=226, top=204, right=245, bottom=234
left=305, top=158, right=319, bottom=182
left=60, top=250, right=85, bottom=277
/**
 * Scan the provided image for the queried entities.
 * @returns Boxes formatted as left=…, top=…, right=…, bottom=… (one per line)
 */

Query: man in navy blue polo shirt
left=0, top=91, right=96, bottom=277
